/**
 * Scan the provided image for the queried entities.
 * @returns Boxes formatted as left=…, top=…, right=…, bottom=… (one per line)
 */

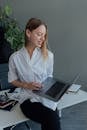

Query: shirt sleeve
left=47, top=51, right=54, bottom=77
left=8, top=55, right=18, bottom=83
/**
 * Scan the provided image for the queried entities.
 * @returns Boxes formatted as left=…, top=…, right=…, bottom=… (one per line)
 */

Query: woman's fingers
left=32, top=82, right=42, bottom=90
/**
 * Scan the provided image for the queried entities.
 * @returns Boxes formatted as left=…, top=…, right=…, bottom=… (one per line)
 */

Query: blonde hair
left=25, top=18, right=48, bottom=59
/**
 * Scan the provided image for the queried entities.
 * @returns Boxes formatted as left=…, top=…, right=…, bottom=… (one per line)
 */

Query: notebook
left=33, top=75, right=79, bottom=102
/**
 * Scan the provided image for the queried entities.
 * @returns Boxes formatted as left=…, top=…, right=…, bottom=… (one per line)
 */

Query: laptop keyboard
left=45, top=81, right=66, bottom=98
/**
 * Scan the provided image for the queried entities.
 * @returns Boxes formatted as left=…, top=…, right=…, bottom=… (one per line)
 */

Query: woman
left=8, top=18, right=61, bottom=130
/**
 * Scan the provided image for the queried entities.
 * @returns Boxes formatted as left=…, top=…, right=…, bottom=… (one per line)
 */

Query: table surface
left=0, top=103, right=28, bottom=129
left=0, top=90, right=28, bottom=129
left=57, top=89, right=87, bottom=110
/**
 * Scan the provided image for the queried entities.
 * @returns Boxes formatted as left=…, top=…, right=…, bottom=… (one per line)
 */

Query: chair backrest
left=0, top=63, right=14, bottom=90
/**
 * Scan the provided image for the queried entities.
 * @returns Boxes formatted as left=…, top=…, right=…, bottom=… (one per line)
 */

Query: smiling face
left=25, top=18, right=48, bottom=59
left=26, top=25, right=46, bottom=48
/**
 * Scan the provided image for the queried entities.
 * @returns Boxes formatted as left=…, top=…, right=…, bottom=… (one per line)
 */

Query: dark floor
left=61, top=101, right=87, bottom=130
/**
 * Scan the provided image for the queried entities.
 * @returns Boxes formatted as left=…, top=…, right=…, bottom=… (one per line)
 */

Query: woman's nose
left=41, top=36, right=45, bottom=41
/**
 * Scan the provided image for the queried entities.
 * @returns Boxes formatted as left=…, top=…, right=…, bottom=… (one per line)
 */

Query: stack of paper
left=68, top=84, right=81, bottom=93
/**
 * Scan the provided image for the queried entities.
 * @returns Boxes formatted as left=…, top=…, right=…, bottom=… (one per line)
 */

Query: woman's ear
left=26, top=29, right=31, bottom=38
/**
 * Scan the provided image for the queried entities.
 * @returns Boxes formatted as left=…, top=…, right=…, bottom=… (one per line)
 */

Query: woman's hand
left=24, top=82, right=42, bottom=90
left=11, top=80, right=42, bottom=91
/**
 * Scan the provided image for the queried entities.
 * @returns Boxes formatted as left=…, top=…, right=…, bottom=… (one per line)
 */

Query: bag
left=4, top=121, right=31, bottom=130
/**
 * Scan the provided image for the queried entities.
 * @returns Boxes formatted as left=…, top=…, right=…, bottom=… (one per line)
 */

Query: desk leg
left=59, top=109, right=62, bottom=118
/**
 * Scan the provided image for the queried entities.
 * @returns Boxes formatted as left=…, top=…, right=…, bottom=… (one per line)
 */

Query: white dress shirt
left=8, top=47, right=58, bottom=110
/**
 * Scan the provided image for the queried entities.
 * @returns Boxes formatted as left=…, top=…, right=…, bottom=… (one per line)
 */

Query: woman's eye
left=37, top=33, right=42, bottom=36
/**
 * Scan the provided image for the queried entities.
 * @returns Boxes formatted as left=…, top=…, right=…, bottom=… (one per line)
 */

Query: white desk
left=0, top=104, right=28, bottom=130
left=0, top=105, right=29, bottom=130
left=0, top=90, right=29, bottom=130
left=57, top=90, right=87, bottom=116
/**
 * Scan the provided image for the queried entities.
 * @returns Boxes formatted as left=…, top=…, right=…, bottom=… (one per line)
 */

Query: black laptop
left=33, top=77, right=70, bottom=102
left=33, top=74, right=80, bottom=102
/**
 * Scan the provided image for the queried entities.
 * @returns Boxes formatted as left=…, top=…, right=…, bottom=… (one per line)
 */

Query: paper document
left=68, top=84, right=81, bottom=93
